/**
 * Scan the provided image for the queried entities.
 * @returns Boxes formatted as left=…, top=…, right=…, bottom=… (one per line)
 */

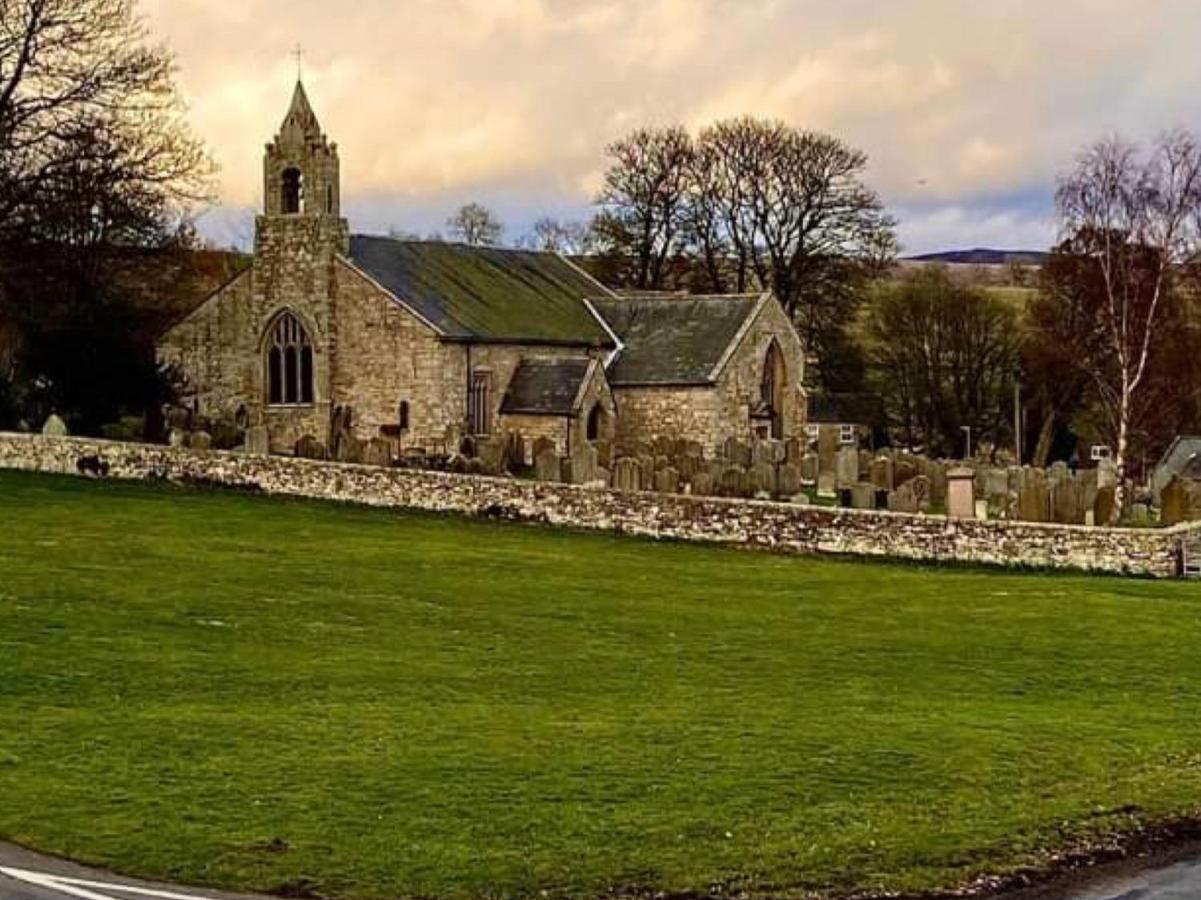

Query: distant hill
left=906, top=248, right=1049, bottom=266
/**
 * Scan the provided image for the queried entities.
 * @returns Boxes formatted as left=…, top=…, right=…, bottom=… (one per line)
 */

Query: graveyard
left=3, top=468, right=1201, bottom=900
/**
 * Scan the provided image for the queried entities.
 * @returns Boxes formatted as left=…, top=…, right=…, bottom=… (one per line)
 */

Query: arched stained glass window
left=266, top=312, right=314, bottom=405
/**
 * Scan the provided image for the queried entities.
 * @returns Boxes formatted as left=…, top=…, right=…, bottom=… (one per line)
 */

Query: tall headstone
left=1161, top=476, right=1191, bottom=526
left=817, top=427, right=838, bottom=477
left=1093, top=486, right=1116, bottom=527
left=612, top=458, right=641, bottom=492
left=869, top=457, right=894, bottom=491
left=534, top=449, right=562, bottom=483
left=836, top=447, right=859, bottom=489
left=654, top=466, right=681, bottom=494
left=244, top=425, right=270, bottom=455
left=800, top=452, right=819, bottom=484
left=947, top=467, right=976, bottom=519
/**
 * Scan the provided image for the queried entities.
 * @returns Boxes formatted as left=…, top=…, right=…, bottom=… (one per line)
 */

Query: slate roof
left=589, top=294, right=763, bottom=386
left=500, top=358, right=595, bottom=416
left=1152, top=435, right=1201, bottom=497
left=806, top=393, right=887, bottom=426
left=348, top=236, right=614, bottom=346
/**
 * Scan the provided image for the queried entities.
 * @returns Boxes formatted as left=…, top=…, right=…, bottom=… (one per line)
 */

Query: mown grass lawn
left=2, top=470, right=1201, bottom=900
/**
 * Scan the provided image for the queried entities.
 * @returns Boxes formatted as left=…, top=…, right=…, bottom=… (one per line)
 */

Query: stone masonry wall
left=331, top=261, right=465, bottom=452
left=612, top=298, right=807, bottom=457
left=1, top=433, right=1191, bottom=579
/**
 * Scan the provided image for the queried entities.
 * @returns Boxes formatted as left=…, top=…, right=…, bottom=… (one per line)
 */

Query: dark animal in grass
left=76, top=455, right=110, bottom=478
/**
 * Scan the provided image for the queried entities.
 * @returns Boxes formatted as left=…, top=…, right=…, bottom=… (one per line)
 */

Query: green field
left=2, top=471, right=1201, bottom=900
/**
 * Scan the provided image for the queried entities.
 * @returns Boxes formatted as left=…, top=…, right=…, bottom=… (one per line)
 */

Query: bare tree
left=522, top=217, right=593, bottom=255
left=593, top=126, right=693, bottom=290
left=447, top=202, right=504, bottom=246
left=0, top=0, right=212, bottom=245
left=1054, top=132, right=1201, bottom=521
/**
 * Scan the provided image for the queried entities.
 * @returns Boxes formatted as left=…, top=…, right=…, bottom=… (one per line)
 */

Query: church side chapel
left=157, top=82, right=808, bottom=483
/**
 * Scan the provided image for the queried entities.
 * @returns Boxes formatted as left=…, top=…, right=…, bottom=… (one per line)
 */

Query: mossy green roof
left=591, top=294, right=762, bottom=386
left=349, top=236, right=614, bottom=346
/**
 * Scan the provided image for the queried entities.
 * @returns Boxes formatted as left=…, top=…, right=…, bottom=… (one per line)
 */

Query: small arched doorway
left=586, top=403, right=605, bottom=442
left=761, top=340, right=786, bottom=440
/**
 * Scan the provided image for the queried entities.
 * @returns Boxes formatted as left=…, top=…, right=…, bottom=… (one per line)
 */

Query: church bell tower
left=257, top=80, right=349, bottom=256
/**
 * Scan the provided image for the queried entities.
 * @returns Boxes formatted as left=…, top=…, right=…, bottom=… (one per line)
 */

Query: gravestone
left=188, top=430, right=212, bottom=451
left=928, top=462, right=948, bottom=508
left=654, top=466, right=681, bottom=494
left=817, top=427, right=838, bottom=476
left=244, top=425, right=270, bottom=455
left=42, top=414, right=68, bottom=437
left=1129, top=502, right=1151, bottom=525
left=1093, top=486, right=1116, bottom=527
left=800, top=452, right=819, bottom=484
left=1048, top=461, right=1070, bottom=485
left=784, top=437, right=804, bottom=464
left=1017, top=470, right=1049, bottom=523
left=722, top=437, right=752, bottom=468
left=889, top=481, right=918, bottom=514
left=947, top=467, right=976, bottom=519
left=362, top=438, right=392, bottom=468
left=336, top=436, right=364, bottom=464
left=894, top=459, right=917, bottom=489
left=982, top=468, right=1009, bottom=499
left=612, top=458, right=642, bottom=492
left=1161, top=476, right=1190, bottom=526
left=910, top=475, right=932, bottom=513
left=777, top=464, right=801, bottom=498
left=594, top=440, right=613, bottom=471
left=1051, top=478, right=1087, bottom=525
left=836, top=447, right=859, bottom=488
left=720, top=466, right=750, bottom=498
left=690, top=470, right=715, bottom=497
left=168, top=428, right=187, bottom=448
left=1097, top=459, right=1118, bottom=490
left=568, top=443, right=599, bottom=485
left=817, top=470, right=837, bottom=497
left=505, top=431, right=527, bottom=469
left=751, top=462, right=776, bottom=495
left=851, top=482, right=875, bottom=510
left=476, top=436, right=508, bottom=474
left=295, top=435, right=327, bottom=460
left=870, top=457, right=893, bottom=491
left=859, top=450, right=873, bottom=481
left=638, top=455, right=656, bottom=491
left=534, top=449, right=562, bottom=483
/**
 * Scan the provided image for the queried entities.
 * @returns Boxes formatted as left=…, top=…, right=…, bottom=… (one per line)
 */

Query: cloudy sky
left=140, top=0, right=1201, bottom=255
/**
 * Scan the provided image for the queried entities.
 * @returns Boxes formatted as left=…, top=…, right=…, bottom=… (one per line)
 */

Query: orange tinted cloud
left=141, top=0, right=1201, bottom=251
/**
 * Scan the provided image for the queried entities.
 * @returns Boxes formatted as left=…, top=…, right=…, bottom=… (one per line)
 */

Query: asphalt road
left=0, top=843, right=261, bottom=900
left=4, top=839, right=1201, bottom=900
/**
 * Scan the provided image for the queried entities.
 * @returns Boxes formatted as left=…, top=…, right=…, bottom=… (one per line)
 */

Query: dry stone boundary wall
left=0, top=433, right=1193, bottom=578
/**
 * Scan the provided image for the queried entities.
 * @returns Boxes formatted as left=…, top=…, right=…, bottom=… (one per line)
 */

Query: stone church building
left=159, top=83, right=807, bottom=460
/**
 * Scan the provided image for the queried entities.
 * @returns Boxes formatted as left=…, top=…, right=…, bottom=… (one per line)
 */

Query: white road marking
left=0, top=867, right=216, bottom=900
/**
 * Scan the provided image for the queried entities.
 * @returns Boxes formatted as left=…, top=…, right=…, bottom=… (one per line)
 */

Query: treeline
left=0, top=0, right=214, bottom=436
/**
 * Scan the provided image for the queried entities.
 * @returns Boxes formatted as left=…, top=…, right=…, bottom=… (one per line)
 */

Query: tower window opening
left=281, top=167, right=303, bottom=214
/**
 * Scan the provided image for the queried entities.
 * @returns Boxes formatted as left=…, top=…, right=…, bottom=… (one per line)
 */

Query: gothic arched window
left=281, top=167, right=303, bottom=214
left=761, top=340, right=786, bottom=440
left=266, top=312, right=314, bottom=405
